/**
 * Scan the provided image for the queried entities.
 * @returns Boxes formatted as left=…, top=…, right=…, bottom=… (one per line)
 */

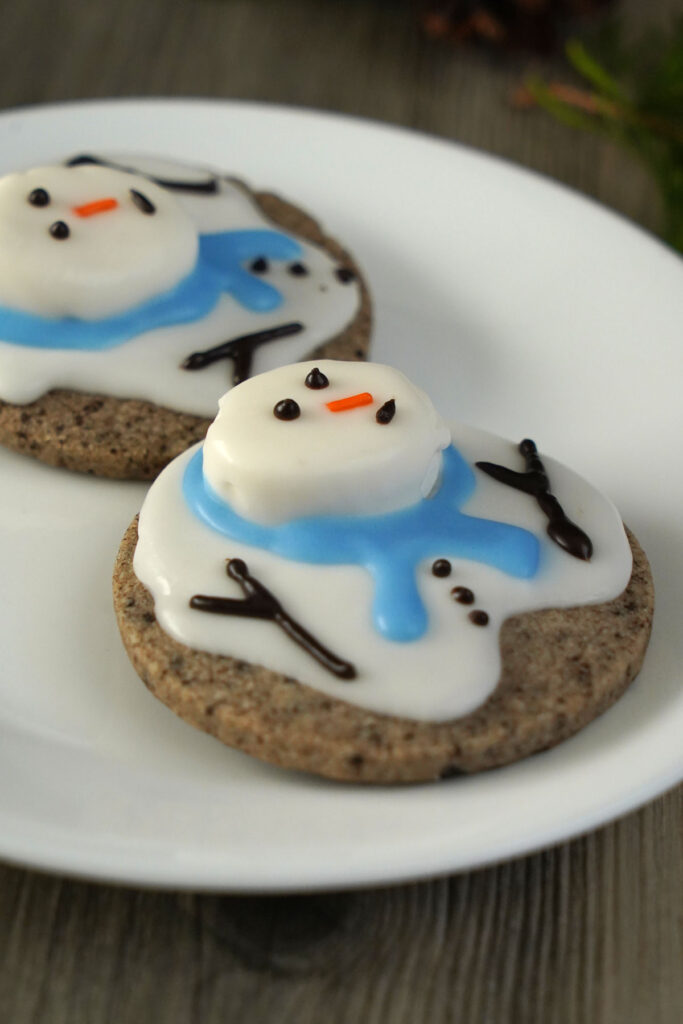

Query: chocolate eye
left=335, top=267, right=356, bottom=284
left=304, top=367, right=329, bottom=390
left=130, top=189, right=156, bottom=215
left=274, top=398, right=300, bottom=421
left=49, top=220, right=70, bottom=240
left=288, top=262, right=308, bottom=277
left=250, top=257, right=268, bottom=273
left=28, top=188, right=50, bottom=207
left=376, top=399, right=396, bottom=424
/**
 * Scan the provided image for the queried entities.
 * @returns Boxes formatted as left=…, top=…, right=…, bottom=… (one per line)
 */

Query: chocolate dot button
left=28, top=188, right=50, bottom=207
left=288, top=262, right=308, bottom=276
left=49, top=220, right=70, bottom=240
left=431, top=559, right=451, bottom=578
left=469, top=610, right=489, bottom=626
left=305, top=367, right=329, bottom=390
left=335, top=267, right=356, bottom=284
left=376, top=399, right=396, bottom=425
left=273, top=398, right=301, bottom=421
left=451, top=586, right=474, bottom=604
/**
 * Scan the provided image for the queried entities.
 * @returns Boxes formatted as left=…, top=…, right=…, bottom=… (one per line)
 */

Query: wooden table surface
left=1, top=1, right=681, bottom=1021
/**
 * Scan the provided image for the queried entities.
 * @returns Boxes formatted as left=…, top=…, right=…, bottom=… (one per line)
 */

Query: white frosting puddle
left=0, top=155, right=361, bottom=417
left=133, top=418, right=632, bottom=722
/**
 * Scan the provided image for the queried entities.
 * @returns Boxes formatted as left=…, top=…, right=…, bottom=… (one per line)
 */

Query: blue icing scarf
left=0, top=229, right=301, bottom=350
left=183, top=445, right=541, bottom=643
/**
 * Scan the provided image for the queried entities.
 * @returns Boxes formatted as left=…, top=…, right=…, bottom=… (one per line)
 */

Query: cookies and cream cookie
left=113, top=360, right=653, bottom=783
left=0, top=155, right=370, bottom=477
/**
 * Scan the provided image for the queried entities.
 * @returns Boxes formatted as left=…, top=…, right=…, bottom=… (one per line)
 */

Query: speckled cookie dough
left=0, top=167, right=371, bottom=479
left=111, top=358, right=653, bottom=783
left=113, top=520, right=653, bottom=784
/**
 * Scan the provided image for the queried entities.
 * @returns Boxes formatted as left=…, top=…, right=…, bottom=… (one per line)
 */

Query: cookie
left=113, top=360, right=653, bottom=783
left=0, top=155, right=371, bottom=478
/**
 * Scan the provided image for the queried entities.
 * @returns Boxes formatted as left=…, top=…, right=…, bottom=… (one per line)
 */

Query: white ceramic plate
left=0, top=100, right=681, bottom=892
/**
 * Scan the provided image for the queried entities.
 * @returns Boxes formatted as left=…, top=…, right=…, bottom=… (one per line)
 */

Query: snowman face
left=202, top=360, right=451, bottom=524
left=0, top=164, right=198, bottom=319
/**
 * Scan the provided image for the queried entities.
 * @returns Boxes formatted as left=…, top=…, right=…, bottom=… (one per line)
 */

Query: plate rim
left=0, top=96, right=681, bottom=892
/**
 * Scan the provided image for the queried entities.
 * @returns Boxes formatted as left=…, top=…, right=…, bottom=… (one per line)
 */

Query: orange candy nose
left=326, top=392, right=373, bottom=413
left=72, top=197, right=119, bottom=218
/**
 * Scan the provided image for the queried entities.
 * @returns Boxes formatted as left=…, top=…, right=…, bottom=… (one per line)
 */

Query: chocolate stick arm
left=475, top=461, right=541, bottom=495
left=182, top=322, right=304, bottom=373
left=273, top=611, right=357, bottom=680
left=66, top=154, right=219, bottom=193
left=231, top=342, right=255, bottom=386
left=519, top=441, right=593, bottom=560
left=189, top=594, right=272, bottom=619
left=227, top=559, right=357, bottom=680
left=477, top=440, right=593, bottom=561
left=519, top=438, right=547, bottom=477
left=538, top=493, right=593, bottom=560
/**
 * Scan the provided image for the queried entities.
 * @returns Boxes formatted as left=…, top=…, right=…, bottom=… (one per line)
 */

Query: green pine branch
left=524, top=19, right=683, bottom=253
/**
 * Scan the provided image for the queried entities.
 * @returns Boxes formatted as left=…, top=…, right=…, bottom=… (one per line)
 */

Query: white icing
left=203, top=361, right=451, bottom=523
left=133, top=414, right=633, bottom=723
left=0, top=165, right=197, bottom=319
left=0, top=157, right=361, bottom=418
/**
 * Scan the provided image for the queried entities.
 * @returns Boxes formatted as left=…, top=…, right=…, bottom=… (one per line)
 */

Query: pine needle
left=524, top=18, right=683, bottom=252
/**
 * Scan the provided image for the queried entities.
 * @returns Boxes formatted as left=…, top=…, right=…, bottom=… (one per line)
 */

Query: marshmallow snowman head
left=202, top=360, right=452, bottom=524
left=0, top=163, right=198, bottom=319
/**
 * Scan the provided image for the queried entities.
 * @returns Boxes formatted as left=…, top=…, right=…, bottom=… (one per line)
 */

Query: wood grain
left=1, top=788, right=681, bottom=1023
left=0, top=0, right=681, bottom=1021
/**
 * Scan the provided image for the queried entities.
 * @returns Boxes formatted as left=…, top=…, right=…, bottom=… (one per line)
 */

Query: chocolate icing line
left=182, top=321, right=304, bottom=384
left=65, top=154, right=220, bottom=194
left=190, top=558, right=357, bottom=680
left=476, top=439, right=593, bottom=560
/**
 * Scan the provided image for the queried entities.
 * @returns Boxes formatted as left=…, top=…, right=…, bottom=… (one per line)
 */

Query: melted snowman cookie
left=114, top=361, right=654, bottom=783
left=0, top=156, right=370, bottom=477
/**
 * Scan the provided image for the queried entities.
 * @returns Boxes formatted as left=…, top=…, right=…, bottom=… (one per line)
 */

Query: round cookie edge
left=112, top=518, right=654, bottom=784
left=0, top=182, right=372, bottom=479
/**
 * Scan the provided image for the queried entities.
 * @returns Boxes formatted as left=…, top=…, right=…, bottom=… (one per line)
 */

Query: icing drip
left=0, top=230, right=302, bottom=350
left=190, top=558, right=356, bottom=679
left=476, top=439, right=593, bottom=560
left=183, top=445, right=540, bottom=642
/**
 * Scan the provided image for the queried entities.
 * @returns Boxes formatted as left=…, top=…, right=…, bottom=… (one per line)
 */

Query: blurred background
left=0, top=0, right=680, bottom=248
